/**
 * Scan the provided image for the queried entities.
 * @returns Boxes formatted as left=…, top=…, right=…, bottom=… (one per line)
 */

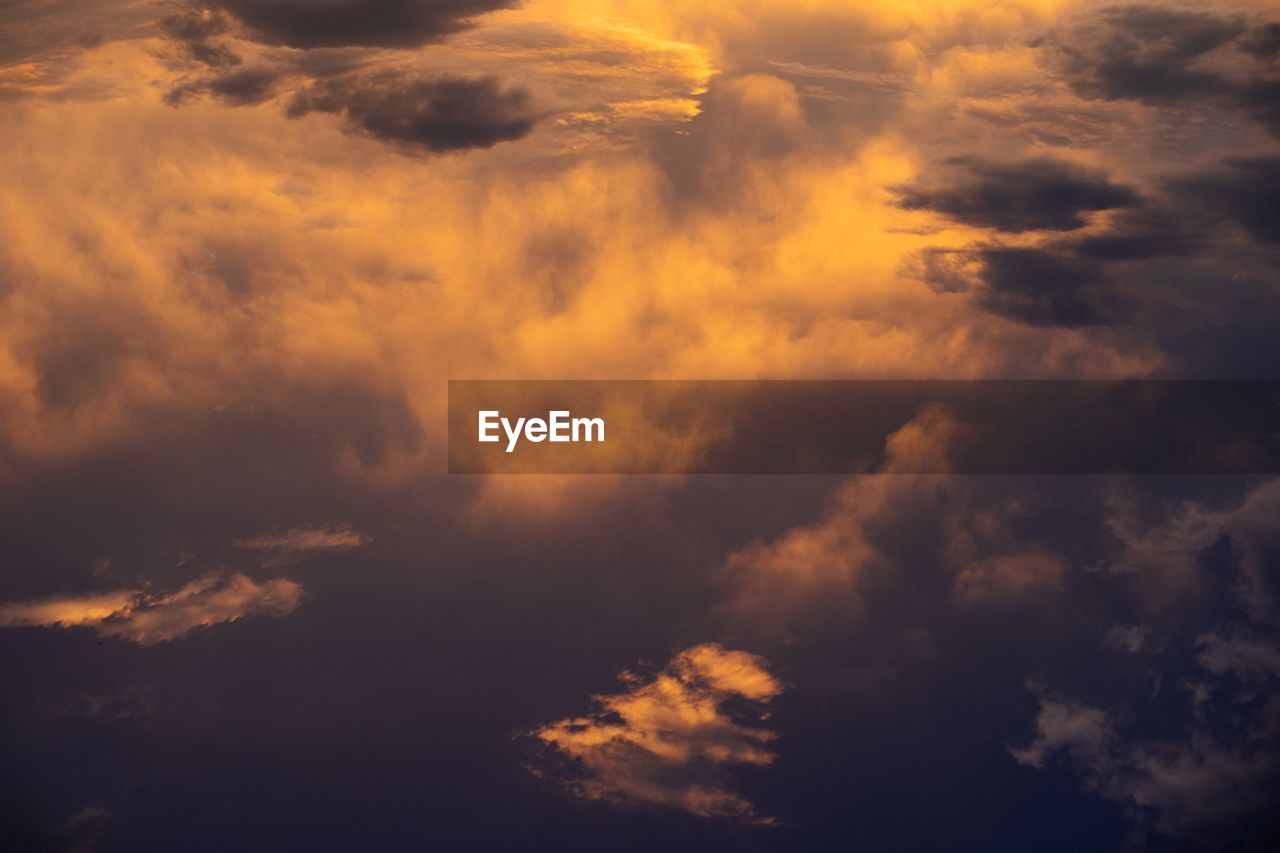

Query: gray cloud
left=906, top=152, right=1280, bottom=330
left=166, top=66, right=282, bottom=106
left=1169, top=157, right=1280, bottom=247
left=160, top=7, right=241, bottom=68
left=973, top=248, right=1120, bottom=328
left=286, top=73, right=537, bottom=153
left=1039, top=5, right=1280, bottom=135
left=1241, top=22, right=1280, bottom=61
left=893, top=158, right=1139, bottom=233
left=915, top=246, right=1122, bottom=328
left=209, top=0, right=517, bottom=49
left=1013, top=673, right=1280, bottom=843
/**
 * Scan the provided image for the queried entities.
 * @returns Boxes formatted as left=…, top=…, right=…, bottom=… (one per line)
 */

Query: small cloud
left=529, top=643, right=781, bottom=825
left=286, top=74, right=539, bottom=155
left=1010, top=697, right=1115, bottom=770
left=235, top=524, right=369, bottom=566
left=0, top=573, right=303, bottom=645
left=1105, top=624, right=1153, bottom=654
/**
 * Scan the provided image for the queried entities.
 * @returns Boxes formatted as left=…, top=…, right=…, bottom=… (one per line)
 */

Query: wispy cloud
left=235, top=525, right=369, bottom=566
left=0, top=572, right=303, bottom=645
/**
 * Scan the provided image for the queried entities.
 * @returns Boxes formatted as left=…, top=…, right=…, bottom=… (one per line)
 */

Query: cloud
left=7, top=2, right=1195, bottom=474
left=906, top=154, right=1280, bottom=332
left=914, top=246, right=1121, bottom=328
left=1105, top=624, right=1153, bottom=654
left=530, top=643, right=781, bottom=824
left=0, top=589, right=138, bottom=629
left=1241, top=21, right=1280, bottom=60
left=0, top=572, right=303, bottom=644
left=1170, top=156, right=1280, bottom=247
left=1195, top=629, right=1280, bottom=681
left=1221, top=478, right=1280, bottom=624
left=167, top=65, right=283, bottom=106
left=972, top=247, right=1119, bottom=328
left=945, top=495, right=1070, bottom=605
left=207, top=0, right=517, bottom=49
left=156, top=9, right=714, bottom=156
left=716, top=407, right=959, bottom=630
left=1101, top=478, right=1280, bottom=621
left=235, top=524, right=370, bottom=566
left=1013, top=675, right=1280, bottom=842
left=953, top=550, right=1067, bottom=604
left=160, top=7, right=241, bottom=68
left=1014, top=478, right=1280, bottom=842
left=1011, top=696, right=1115, bottom=770
left=286, top=73, right=538, bottom=153
left=1043, top=5, right=1245, bottom=103
left=893, top=158, right=1139, bottom=233
left=1039, top=4, right=1280, bottom=135
left=1067, top=204, right=1205, bottom=260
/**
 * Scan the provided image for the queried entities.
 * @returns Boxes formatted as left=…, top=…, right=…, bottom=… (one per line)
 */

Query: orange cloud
left=0, top=590, right=138, bottom=629
left=716, top=406, right=957, bottom=627
left=531, top=643, right=781, bottom=823
left=235, top=524, right=370, bottom=566
left=0, top=0, right=1178, bottom=484
left=0, top=573, right=304, bottom=645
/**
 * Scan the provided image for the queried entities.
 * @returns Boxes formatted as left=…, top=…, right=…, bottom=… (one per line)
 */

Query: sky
left=1, top=1, right=1279, bottom=850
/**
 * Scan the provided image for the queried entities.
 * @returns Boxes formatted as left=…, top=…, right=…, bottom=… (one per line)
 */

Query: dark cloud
left=1236, top=77, right=1280, bottom=136
left=160, top=8, right=242, bottom=68
left=166, top=66, right=283, bottom=106
left=1040, top=5, right=1280, bottom=135
left=1043, top=6, right=1244, bottom=103
left=893, top=158, right=1138, bottom=233
left=208, top=0, right=517, bottom=49
left=1170, top=157, right=1280, bottom=247
left=286, top=74, right=537, bottom=153
left=160, top=8, right=232, bottom=43
left=1241, top=22, right=1280, bottom=60
left=162, top=65, right=538, bottom=155
left=914, top=246, right=1120, bottom=327
left=907, top=151, right=1280, bottom=331
left=1068, top=205, right=1205, bottom=261
left=973, top=248, right=1119, bottom=328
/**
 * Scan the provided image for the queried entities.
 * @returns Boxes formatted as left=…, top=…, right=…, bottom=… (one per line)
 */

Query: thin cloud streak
left=0, top=573, right=304, bottom=645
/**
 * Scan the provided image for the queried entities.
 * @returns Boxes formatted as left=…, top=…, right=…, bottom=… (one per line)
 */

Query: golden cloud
left=531, top=643, right=781, bottom=823
left=0, top=573, right=304, bottom=644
